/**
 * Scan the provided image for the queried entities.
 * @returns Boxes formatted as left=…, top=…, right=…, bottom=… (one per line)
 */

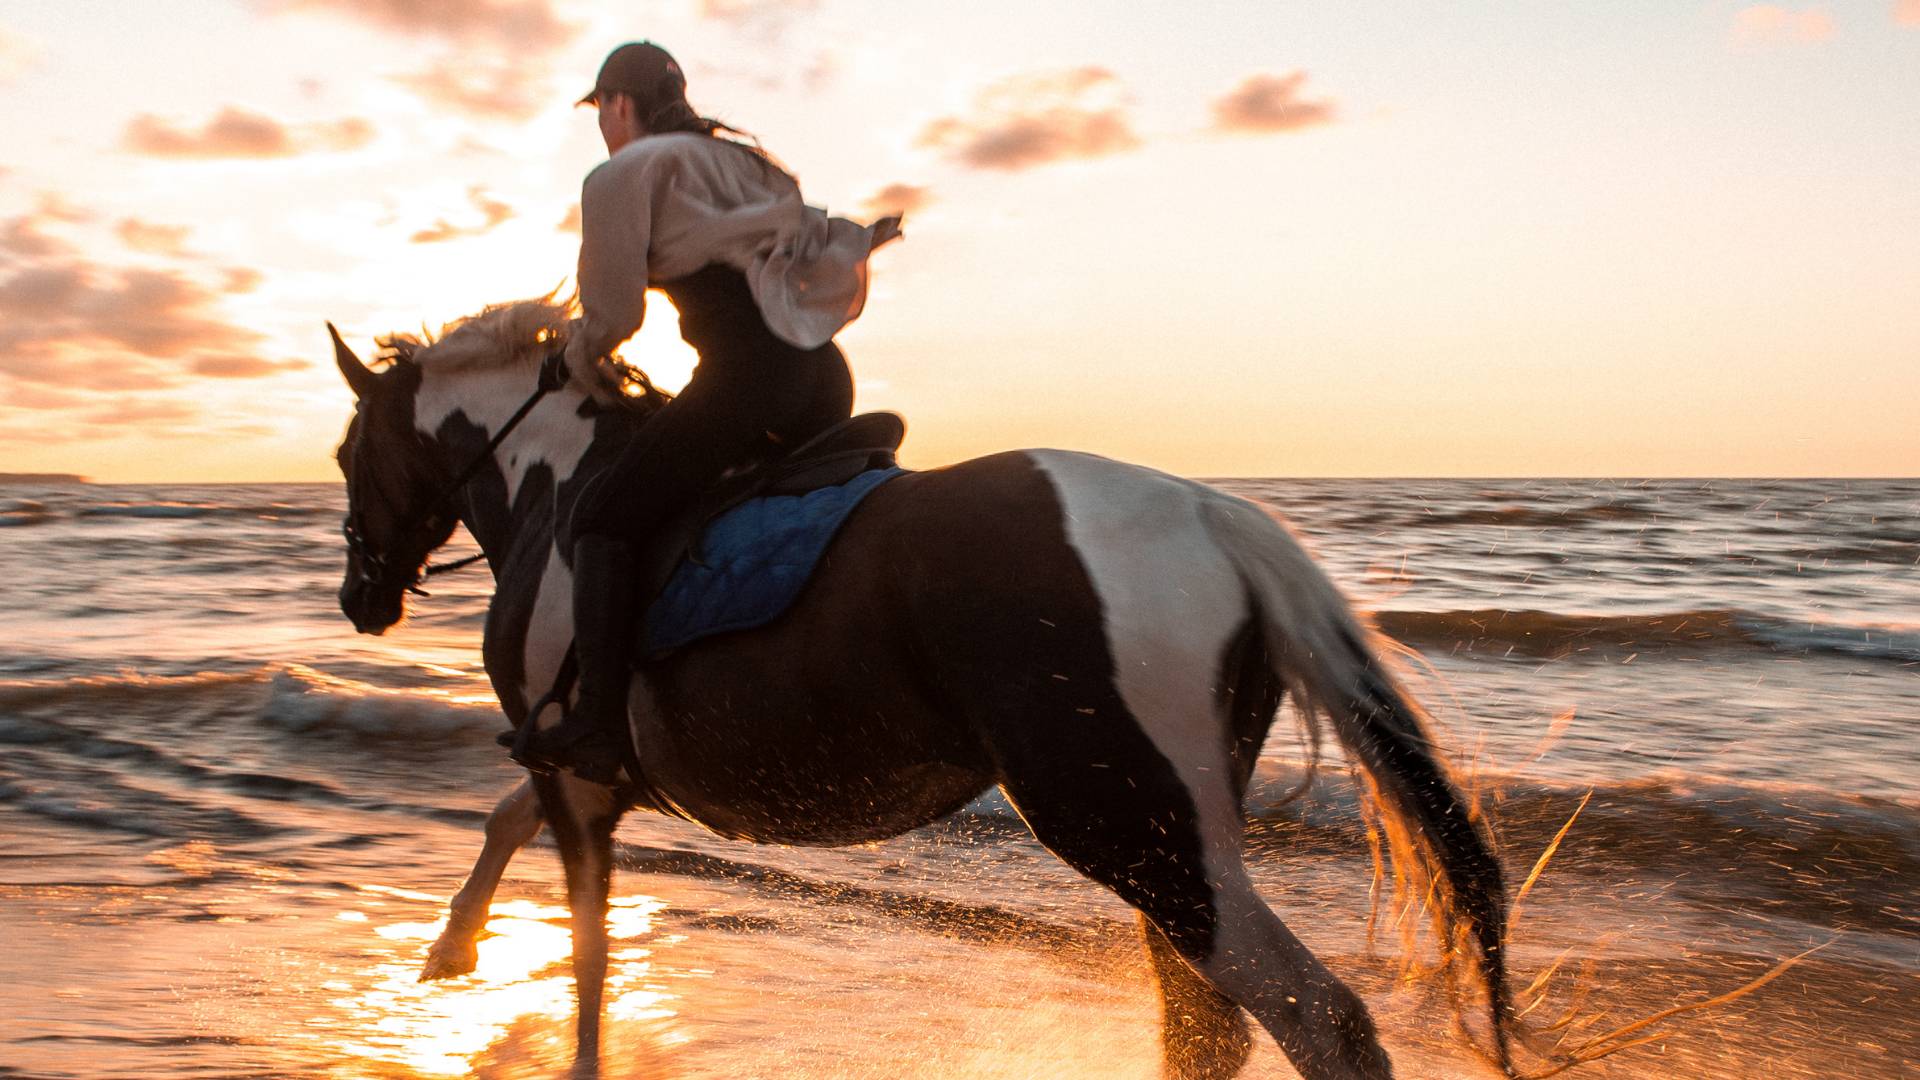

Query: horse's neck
left=413, top=363, right=602, bottom=569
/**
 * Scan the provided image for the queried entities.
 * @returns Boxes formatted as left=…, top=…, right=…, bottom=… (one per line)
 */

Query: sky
left=0, top=0, right=1916, bottom=481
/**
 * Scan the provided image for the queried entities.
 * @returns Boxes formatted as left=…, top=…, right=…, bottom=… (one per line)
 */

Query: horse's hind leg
left=1142, top=912, right=1252, bottom=1079
left=1002, top=751, right=1388, bottom=1080
left=422, top=778, right=544, bottom=981
left=532, top=773, right=621, bottom=1072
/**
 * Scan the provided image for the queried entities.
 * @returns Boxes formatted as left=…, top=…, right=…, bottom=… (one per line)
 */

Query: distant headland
left=0, top=473, right=89, bottom=484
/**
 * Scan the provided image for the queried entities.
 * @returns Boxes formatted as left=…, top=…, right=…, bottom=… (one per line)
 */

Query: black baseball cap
left=578, top=42, right=685, bottom=107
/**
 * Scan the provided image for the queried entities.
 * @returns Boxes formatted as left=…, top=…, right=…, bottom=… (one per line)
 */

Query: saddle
left=505, top=411, right=905, bottom=788
left=626, top=410, right=906, bottom=661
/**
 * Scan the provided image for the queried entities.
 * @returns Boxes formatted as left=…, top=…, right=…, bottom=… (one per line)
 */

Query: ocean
left=1, top=477, right=1915, bottom=1079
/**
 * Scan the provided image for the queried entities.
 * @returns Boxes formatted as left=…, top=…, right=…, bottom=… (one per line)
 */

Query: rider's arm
left=568, top=152, right=654, bottom=370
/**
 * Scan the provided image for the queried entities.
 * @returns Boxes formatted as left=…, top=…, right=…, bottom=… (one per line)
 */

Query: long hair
left=621, top=70, right=793, bottom=182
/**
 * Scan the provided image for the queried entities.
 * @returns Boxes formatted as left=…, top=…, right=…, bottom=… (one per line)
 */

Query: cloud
left=223, top=267, right=264, bottom=294
left=1210, top=72, right=1336, bottom=135
left=35, top=193, right=91, bottom=224
left=258, top=1, right=577, bottom=119
left=122, top=107, right=374, bottom=159
left=860, top=183, right=933, bottom=218
left=78, top=399, right=202, bottom=427
left=0, top=25, right=43, bottom=85
left=395, top=58, right=552, bottom=121
left=557, top=204, right=581, bottom=234
left=0, top=206, right=265, bottom=388
left=918, top=67, right=1140, bottom=172
left=0, top=215, right=71, bottom=261
left=1897, top=0, right=1920, bottom=25
left=117, top=218, right=193, bottom=256
left=410, top=186, right=515, bottom=244
left=3, top=383, right=87, bottom=410
left=189, top=354, right=307, bottom=378
left=0, top=195, right=91, bottom=267
left=270, top=0, right=573, bottom=51
left=1732, top=5, right=1836, bottom=44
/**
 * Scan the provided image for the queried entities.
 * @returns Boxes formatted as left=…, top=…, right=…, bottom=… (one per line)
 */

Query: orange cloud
left=396, top=59, right=551, bottom=122
left=1732, top=5, right=1836, bottom=44
left=122, top=107, right=373, bottom=158
left=35, top=193, right=91, bottom=224
left=918, top=67, right=1140, bottom=172
left=189, top=355, right=307, bottom=378
left=410, top=186, right=515, bottom=244
left=117, top=218, right=192, bottom=256
left=0, top=216, right=70, bottom=261
left=860, top=183, right=933, bottom=218
left=3, top=383, right=87, bottom=411
left=1210, top=72, right=1336, bottom=135
left=223, top=267, right=264, bottom=294
left=77, top=398, right=201, bottom=427
left=557, top=204, right=581, bottom=234
left=269, top=0, right=573, bottom=51
left=1897, top=0, right=1920, bottom=25
left=0, top=204, right=264, bottom=390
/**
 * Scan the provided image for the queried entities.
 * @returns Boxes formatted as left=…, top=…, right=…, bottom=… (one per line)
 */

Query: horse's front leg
left=531, top=772, right=623, bottom=1074
left=421, top=778, right=544, bottom=981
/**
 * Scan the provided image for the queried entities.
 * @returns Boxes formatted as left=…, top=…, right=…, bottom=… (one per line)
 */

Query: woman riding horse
left=520, top=42, right=904, bottom=780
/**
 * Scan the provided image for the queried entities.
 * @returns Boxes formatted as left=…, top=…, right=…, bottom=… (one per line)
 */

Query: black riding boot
left=517, top=533, right=637, bottom=784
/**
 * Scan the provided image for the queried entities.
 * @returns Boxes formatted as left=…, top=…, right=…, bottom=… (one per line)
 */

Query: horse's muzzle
left=339, top=572, right=404, bottom=635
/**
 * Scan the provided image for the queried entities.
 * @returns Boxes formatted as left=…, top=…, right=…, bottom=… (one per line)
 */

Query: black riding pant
left=570, top=265, right=854, bottom=541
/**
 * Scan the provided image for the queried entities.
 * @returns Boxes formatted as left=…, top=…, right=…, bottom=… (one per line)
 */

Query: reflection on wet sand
left=330, top=891, right=676, bottom=1078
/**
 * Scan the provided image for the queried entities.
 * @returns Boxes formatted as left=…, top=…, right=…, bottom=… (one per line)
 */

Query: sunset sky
left=1, top=1, right=1916, bottom=481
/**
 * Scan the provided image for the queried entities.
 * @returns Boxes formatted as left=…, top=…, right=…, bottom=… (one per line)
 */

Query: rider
left=517, top=42, right=903, bottom=780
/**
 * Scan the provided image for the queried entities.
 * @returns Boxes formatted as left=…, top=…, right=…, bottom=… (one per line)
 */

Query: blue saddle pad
left=644, top=467, right=905, bottom=655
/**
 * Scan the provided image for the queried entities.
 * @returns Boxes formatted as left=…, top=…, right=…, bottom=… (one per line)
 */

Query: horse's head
left=330, top=325, right=459, bottom=634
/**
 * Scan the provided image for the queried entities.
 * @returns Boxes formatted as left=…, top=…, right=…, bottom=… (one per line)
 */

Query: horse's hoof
left=418, top=938, right=478, bottom=981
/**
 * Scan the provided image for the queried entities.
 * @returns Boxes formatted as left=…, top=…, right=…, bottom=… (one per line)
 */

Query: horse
left=327, top=298, right=1516, bottom=1080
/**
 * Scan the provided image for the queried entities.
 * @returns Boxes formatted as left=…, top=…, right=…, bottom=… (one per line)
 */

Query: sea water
left=1, top=478, right=1914, bottom=1078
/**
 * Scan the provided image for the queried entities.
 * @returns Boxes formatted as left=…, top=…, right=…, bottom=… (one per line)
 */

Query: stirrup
left=501, top=689, right=567, bottom=775
left=501, top=647, right=579, bottom=774
left=513, top=719, right=627, bottom=785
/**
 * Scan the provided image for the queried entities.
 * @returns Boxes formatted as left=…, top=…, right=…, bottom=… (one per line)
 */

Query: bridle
left=343, top=351, right=571, bottom=596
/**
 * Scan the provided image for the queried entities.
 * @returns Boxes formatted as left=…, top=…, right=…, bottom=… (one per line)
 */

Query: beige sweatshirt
left=568, top=132, right=887, bottom=371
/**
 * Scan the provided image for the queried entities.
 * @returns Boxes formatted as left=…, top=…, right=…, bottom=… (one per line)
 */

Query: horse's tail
left=1200, top=495, right=1515, bottom=1075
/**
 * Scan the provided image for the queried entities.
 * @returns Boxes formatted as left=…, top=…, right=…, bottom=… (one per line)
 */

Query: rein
left=344, top=351, right=570, bottom=596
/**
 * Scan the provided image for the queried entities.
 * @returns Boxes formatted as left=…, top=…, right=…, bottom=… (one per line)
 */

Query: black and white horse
left=329, top=299, right=1515, bottom=1079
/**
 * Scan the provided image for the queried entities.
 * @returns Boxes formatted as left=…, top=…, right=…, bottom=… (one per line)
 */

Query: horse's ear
left=329, top=323, right=380, bottom=399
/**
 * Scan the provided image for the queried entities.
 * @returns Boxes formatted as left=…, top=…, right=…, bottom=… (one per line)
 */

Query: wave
left=0, top=499, right=55, bottom=527
left=6, top=500, right=336, bottom=523
left=0, top=665, right=499, bottom=744
left=1414, top=503, right=1663, bottom=528
left=259, top=665, right=499, bottom=742
left=1372, top=607, right=1920, bottom=662
left=1234, top=764, right=1920, bottom=938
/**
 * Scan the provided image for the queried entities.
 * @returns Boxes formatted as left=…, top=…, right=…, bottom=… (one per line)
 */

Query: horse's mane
left=377, top=294, right=668, bottom=408
left=377, top=294, right=573, bottom=373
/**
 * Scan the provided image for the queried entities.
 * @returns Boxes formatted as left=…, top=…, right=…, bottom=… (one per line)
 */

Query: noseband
left=344, top=351, right=571, bottom=596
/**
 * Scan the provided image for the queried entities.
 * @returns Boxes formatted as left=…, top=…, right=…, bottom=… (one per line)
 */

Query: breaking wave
left=1373, top=607, right=1920, bottom=662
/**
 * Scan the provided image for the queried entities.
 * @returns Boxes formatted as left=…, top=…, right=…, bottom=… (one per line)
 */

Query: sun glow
left=620, top=290, right=699, bottom=394
left=329, top=894, right=676, bottom=1078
